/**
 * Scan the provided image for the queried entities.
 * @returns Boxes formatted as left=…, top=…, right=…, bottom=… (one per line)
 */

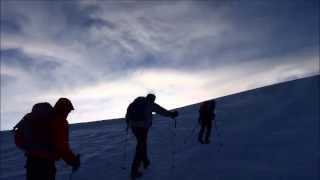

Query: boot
left=131, top=170, right=142, bottom=179
left=198, top=137, right=204, bottom=144
left=143, top=159, right=150, bottom=169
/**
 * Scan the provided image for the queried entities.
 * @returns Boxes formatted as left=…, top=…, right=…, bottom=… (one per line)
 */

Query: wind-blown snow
left=0, top=75, right=319, bottom=180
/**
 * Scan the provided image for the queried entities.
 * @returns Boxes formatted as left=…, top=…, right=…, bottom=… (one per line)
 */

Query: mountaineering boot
left=131, top=170, right=142, bottom=179
left=143, top=159, right=150, bottom=169
left=198, top=137, right=204, bottom=144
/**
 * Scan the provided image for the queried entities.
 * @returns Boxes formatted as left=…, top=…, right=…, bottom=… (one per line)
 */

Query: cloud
left=1, top=48, right=61, bottom=73
left=32, top=50, right=318, bottom=125
left=1, top=0, right=318, bottom=130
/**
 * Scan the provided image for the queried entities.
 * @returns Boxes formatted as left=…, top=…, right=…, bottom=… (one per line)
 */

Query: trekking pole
left=174, top=118, right=177, bottom=128
left=69, top=171, right=74, bottom=180
left=121, top=128, right=129, bottom=170
left=183, top=123, right=199, bottom=144
left=213, top=118, right=223, bottom=150
left=69, top=154, right=81, bottom=180
left=214, top=119, right=220, bottom=136
left=171, top=118, right=177, bottom=173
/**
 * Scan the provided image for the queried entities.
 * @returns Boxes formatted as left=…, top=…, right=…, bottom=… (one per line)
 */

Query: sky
left=0, top=0, right=319, bottom=130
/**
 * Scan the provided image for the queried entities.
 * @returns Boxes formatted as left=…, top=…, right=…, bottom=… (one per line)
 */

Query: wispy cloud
left=1, top=0, right=318, bottom=130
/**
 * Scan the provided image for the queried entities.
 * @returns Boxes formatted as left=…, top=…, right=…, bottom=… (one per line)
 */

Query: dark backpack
left=126, top=97, right=148, bottom=125
left=13, top=102, right=53, bottom=152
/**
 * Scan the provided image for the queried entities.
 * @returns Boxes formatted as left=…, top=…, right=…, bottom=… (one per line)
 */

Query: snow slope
left=0, top=75, right=319, bottom=180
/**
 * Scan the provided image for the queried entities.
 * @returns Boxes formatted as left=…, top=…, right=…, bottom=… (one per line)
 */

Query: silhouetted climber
left=52, top=98, right=80, bottom=177
left=126, top=93, right=179, bottom=179
left=198, top=100, right=216, bottom=144
left=13, top=98, right=80, bottom=180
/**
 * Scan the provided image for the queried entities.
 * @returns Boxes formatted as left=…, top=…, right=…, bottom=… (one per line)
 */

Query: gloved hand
left=171, top=110, right=179, bottom=118
left=72, top=154, right=81, bottom=172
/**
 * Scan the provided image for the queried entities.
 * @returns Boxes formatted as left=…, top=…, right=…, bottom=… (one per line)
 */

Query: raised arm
left=152, top=103, right=178, bottom=118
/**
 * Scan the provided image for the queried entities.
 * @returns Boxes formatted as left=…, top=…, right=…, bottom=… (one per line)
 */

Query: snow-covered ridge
left=1, top=75, right=319, bottom=180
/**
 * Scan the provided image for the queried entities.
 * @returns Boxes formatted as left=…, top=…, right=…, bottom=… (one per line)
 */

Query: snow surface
left=1, top=75, right=319, bottom=180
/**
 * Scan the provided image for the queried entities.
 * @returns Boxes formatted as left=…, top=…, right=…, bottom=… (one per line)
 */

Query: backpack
left=125, top=97, right=148, bottom=125
left=13, top=102, right=53, bottom=152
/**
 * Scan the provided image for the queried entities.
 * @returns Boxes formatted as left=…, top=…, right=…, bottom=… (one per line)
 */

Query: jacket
left=52, top=116, right=77, bottom=166
left=126, top=97, right=173, bottom=129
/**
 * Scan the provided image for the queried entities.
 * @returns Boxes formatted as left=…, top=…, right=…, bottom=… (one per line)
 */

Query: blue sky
left=1, top=0, right=319, bottom=130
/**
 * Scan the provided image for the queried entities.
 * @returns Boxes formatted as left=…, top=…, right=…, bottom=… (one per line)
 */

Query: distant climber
left=126, top=93, right=179, bottom=179
left=198, top=100, right=216, bottom=144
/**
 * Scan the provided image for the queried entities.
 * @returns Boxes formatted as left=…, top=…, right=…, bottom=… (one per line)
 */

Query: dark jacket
left=52, top=116, right=77, bottom=166
left=25, top=114, right=77, bottom=167
left=199, top=101, right=215, bottom=124
left=126, top=97, right=173, bottom=129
